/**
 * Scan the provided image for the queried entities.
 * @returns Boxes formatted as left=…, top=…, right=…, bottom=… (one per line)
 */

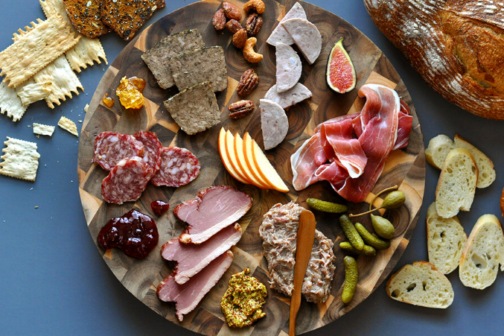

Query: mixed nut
left=228, top=100, right=256, bottom=119
left=237, top=69, right=259, bottom=96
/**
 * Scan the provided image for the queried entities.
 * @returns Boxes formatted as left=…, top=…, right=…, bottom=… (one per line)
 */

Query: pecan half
left=237, top=69, right=260, bottom=96
left=245, top=13, right=263, bottom=36
left=233, top=29, right=248, bottom=48
left=228, top=100, right=255, bottom=119
left=223, top=2, right=242, bottom=21
left=226, top=19, right=243, bottom=34
left=212, top=9, right=226, bottom=31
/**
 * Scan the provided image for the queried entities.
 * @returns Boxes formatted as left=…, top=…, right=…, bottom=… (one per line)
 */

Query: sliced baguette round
left=459, top=214, right=504, bottom=290
left=435, top=148, right=478, bottom=218
left=425, top=134, right=455, bottom=170
left=386, top=261, right=454, bottom=309
left=426, top=202, right=466, bottom=274
left=454, top=134, right=496, bottom=189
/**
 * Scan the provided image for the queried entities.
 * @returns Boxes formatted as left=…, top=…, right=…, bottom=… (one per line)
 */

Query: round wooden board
left=77, top=0, right=425, bottom=335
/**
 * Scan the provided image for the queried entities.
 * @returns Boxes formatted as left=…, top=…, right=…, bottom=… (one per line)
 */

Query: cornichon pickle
left=339, top=215, right=364, bottom=250
left=355, top=223, right=391, bottom=250
left=342, top=256, right=358, bottom=304
left=307, top=198, right=347, bottom=213
left=340, top=242, right=376, bottom=256
left=371, top=214, right=395, bottom=239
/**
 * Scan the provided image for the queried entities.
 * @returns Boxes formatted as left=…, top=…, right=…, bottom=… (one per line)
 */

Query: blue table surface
left=1, top=1, right=503, bottom=335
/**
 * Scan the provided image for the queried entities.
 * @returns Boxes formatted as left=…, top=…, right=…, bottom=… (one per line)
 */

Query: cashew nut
left=243, top=37, right=263, bottom=63
left=243, top=0, right=265, bottom=14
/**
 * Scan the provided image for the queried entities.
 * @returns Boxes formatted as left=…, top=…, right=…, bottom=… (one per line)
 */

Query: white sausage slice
left=282, top=18, right=322, bottom=64
left=276, top=43, right=302, bottom=93
left=260, top=99, right=289, bottom=150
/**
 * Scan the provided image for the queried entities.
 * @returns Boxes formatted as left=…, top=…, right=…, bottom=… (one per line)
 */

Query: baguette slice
left=386, top=261, right=454, bottom=309
left=454, top=135, right=496, bottom=189
left=425, top=135, right=455, bottom=169
left=426, top=203, right=466, bottom=274
left=436, top=148, right=477, bottom=218
left=459, top=215, right=504, bottom=290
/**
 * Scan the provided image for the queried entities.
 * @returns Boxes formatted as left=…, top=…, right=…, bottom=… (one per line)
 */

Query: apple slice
left=225, top=130, right=250, bottom=184
left=234, top=133, right=268, bottom=189
left=218, top=128, right=248, bottom=184
left=243, top=132, right=271, bottom=189
left=251, top=137, right=289, bottom=193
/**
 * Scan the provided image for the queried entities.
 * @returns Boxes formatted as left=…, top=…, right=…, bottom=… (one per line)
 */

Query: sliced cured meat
left=282, top=18, right=322, bottom=64
left=151, top=147, right=200, bottom=187
left=276, top=43, right=302, bottom=93
left=101, top=156, right=150, bottom=204
left=291, top=132, right=327, bottom=191
left=394, top=100, right=413, bottom=150
left=133, top=131, right=162, bottom=178
left=175, top=186, right=252, bottom=244
left=266, top=2, right=307, bottom=46
left=161, top=223, right=242, bottom=285
left=157, top=250, right=234, bottom=322
left=93, top=132, right=145, bottom=171
left=265, top=83, right=312, bottom=109
left=260, top=99, right=289, bottom=150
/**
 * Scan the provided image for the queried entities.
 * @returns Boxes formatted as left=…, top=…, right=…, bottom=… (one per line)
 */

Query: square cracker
left=40, top=0, right=108, bottom=72
left=0, top=81, right=27, bottom=122
left=169, top=46, right=228, bottom=92
left=16, top=80, right=52, bottom=107
left=141, top=29, right=205, bottom=89
left=33, top=123, right=56, bottom=136
left=0, top=137, right=41, bottom=181
left=0, top=14, right=81, bottom=88
left=58, top=116, right=79, bottom=137
left=163, top=82, right=220, bottom=135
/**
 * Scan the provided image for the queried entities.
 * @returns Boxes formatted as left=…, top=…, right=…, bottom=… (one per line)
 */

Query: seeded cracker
left=62, top=0, right=109, bottom=38
left=0, top=81, right=27, bottom=122
left=163, top=82, right=220, bottom=135
left=16, top=80, right=52, bottom=107
left=40, top=0, right=108, bottom=72
left=101, top=0, right=166, bottom=41
left=58, top=116, right=79, bottom=137
left=33, top=123, right=56, bottom=137
left=141, top=29, right=205, bottom=89
left=0, top=137, right=41, bottom=182
left=169, top=46, right=228, bottom=92
left=0, top=14, right=81, bottom=88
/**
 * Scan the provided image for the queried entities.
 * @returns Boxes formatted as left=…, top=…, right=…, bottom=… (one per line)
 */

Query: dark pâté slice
left=63, top=0, right=110, bottom=38
left=326, top=38, right=356, bottom=93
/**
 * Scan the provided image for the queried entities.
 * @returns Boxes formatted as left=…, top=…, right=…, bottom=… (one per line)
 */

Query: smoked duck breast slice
left=161, top=223, right=242, bottom=285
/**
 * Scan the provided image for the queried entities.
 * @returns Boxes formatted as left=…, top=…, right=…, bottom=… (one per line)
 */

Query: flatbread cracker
left=16, top=80, right=52, bottom=107
left=33, top=123, right=56, bottom=136
left=0, top=137, right=41, bottom=181
left=0, top=14, right=81, bottom=88
left=0, top=81, right=27, bottom=122
left=62, top=0, right=109, bottom=38
left=58, top=116, right=79, bottom=136
left=40, top=0, right=108, bottom=72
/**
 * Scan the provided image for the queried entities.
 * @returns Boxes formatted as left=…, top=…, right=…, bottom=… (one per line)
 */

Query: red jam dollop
left=151, top=200, right=170, bottom=216
left=97, top=209, right=158, bottom=259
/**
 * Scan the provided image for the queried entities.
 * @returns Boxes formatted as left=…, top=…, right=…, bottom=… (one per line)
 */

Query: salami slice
left=102, top=157, right=150, bottom=204
left=134, top=131, right=162, bottom=178
left=93, top=132, right=145, bottom=171
left=151, top=147, right=200, bottom=187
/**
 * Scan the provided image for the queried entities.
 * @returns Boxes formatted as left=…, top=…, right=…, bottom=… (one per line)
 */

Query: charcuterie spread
left=73, top=0, right=431, bottom=334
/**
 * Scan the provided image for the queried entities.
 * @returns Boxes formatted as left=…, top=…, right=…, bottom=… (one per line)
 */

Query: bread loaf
left=364, top=0, right=504, bottom=119
left=426, top=203, right=466, bottom=274
left=386, top=261, right=454, bottom=309
left=459, top=215, right=504, bottom=290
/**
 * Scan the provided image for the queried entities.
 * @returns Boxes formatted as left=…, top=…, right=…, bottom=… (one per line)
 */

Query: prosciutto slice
left=157, top=250, right=233, bottom=322
left=161, top=224, right=242, bottom=285
left=174, top=186, right=252, bottom=244
left=291, top=84, right=408, bottom=203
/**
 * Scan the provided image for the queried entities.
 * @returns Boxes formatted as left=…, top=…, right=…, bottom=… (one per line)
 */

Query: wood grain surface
left=77, top=0, right=425, bottom=334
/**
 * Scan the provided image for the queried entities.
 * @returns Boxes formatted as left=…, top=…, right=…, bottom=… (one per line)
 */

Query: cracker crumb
left=35, top=206, right=39, bottom=209
left=58, top=116, right=79, bottom=137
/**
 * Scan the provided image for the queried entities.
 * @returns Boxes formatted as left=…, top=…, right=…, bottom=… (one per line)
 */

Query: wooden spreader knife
left=289, top=209, right=317, bottom=336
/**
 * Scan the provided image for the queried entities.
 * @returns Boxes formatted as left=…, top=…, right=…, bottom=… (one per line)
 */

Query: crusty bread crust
left=364, top=0, right=504, bottom=119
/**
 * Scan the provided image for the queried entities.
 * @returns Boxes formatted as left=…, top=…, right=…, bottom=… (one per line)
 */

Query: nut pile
left=212, top=0, right=265, bottom=63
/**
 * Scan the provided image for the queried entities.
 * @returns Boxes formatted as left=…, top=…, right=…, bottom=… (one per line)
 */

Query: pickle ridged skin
left=339, top=215, right=364, bottom=250
left=307, top=198, right=347, bottom=213
left=340, top=242, right=376, bottom=256
left=342, top=256, right=358, bottom=304
left=355, top=223, right=391, bottom=250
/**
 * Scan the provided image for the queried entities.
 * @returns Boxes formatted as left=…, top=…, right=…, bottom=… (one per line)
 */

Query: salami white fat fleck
left=101, top=156, right=150, bottom=204
left=134, top=131, right=162, bottom=178
left=151, top=147, right=200, bottom=187
left=93, top=132, right=145, bottom=171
